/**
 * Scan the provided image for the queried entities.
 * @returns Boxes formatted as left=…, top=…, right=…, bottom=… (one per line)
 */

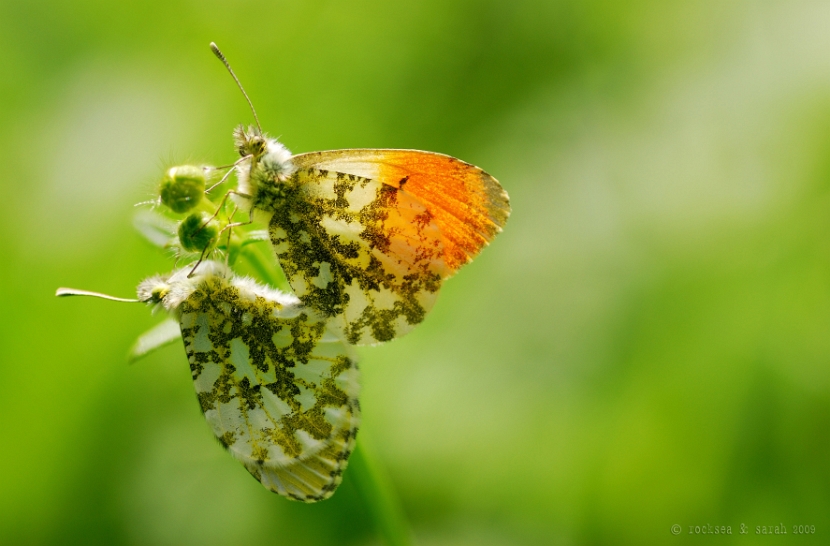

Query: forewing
left=269, top=167, right=446, bottom=345
left=178, top=274, right=360, bottom=502
left=291, top=149, right=511, bottom=273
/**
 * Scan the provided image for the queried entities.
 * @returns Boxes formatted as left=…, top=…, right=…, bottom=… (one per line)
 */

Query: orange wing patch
left=291, top=149, right=511, bottom=275
left=374, top=151, right=509, bottom=273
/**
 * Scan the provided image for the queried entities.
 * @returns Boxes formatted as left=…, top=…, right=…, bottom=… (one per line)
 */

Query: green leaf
left=133, top=209, right=176, bottom=248
left=128, top=318, right=181, bottom=362
left=241, top=229, right=269, bottom=246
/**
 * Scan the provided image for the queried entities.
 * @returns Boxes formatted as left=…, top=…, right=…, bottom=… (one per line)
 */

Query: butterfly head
left=233, top=125, right=294, bottom=203
left=136, top=261, right=233, bottom=312
left=136, top=276, right=170, bottom=307
left=233, top=125, right=267, bottom=158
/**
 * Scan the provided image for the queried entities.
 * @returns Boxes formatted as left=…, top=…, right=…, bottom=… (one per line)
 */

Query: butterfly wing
left=268, top=149, right=510, bottom=345
left=178, top=273, right=360, bottom=502
left=291, top=149, right=510, bottom=272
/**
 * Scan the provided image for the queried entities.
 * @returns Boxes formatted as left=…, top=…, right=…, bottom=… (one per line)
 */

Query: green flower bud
left=178, top=212, right=219, bottom=253
left=160, top=165, right=206, bottom=213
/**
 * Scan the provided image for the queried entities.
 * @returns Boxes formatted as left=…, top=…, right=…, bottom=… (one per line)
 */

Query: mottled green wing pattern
left=176, top=269, right=360, bottom=502
left=265, top=167, right=448, bottom=346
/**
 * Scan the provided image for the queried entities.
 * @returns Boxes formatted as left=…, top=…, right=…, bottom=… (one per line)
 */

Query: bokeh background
left=2, top=1, right=830, bottom=544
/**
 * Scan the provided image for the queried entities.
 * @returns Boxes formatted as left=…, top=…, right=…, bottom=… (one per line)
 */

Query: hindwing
left=176, top=266, right=360, bottom=502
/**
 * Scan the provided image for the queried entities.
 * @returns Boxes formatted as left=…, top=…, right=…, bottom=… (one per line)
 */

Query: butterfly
left=57, top=42, right=510, bottom=503
left=207, top=43, right=511, bottom=346
left=59, top=260, right=361, bottom=502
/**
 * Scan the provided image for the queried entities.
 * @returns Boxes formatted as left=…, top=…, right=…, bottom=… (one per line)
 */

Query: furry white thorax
left=235, top=138, right=294, bottom=199
left=136, top=260, right=300, bottom=313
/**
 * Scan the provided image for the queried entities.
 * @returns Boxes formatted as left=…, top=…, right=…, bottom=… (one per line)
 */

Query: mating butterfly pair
left=58, top=43, right=509, bottom=502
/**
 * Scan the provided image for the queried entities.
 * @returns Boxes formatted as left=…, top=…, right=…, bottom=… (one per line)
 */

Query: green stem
left=240, top=244, right=289, bottom=292
left=238, top=249, right=414, bottom=545
left=349, top=432, right=414, bottom=546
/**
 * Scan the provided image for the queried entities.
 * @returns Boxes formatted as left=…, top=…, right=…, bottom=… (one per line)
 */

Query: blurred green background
left=3, top=0, right=830, bottom=544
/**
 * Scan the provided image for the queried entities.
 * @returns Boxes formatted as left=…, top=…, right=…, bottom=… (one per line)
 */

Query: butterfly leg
left=188, top=194, right=255, bottom=276
left=209, top=207, right=256, bottom=270
left=223, top=205, right=239, bottom=267
left=216, top=206, right=255, bottom=235
left=205, top=154, right=252, bottom=194
left=196, top=189, right=253, bottom=235
left=187, top=245, right=213, bottom=277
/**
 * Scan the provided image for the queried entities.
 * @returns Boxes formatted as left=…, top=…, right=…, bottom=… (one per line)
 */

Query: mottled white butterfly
left=58, top=261, right=360, bottom=502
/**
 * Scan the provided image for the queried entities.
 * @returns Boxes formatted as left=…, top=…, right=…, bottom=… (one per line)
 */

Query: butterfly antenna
left=210, top=42, right=262, bottom=134
left=56, top=287, right=140, bottom=303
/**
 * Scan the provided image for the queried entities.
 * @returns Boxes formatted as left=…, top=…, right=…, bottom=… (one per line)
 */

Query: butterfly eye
left=178, top=212, right=220, bottom=253
left=159, top=165, right=207, bottom=213
left=149, top=286, right=170, bottom=303
left=233, top=124, right=267, bottom=157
